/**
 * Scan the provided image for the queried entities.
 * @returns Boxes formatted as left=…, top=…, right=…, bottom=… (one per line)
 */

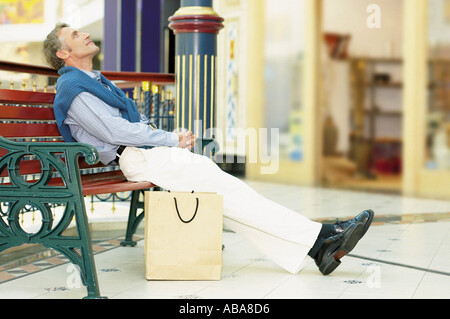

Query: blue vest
left=53, top=66, right=141, bottom=142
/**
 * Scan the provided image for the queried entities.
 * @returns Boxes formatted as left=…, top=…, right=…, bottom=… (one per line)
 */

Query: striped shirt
left=63, top=70, right=179, bottom=165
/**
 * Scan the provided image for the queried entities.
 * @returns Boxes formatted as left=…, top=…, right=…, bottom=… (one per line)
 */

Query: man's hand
left=177, top=130, right=195, bottom=150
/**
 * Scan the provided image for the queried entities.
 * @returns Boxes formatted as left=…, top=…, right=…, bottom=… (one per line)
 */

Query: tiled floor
left=0, top=180, right=449, bottom=299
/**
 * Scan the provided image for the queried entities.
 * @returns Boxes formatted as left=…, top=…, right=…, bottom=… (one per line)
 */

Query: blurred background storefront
left=0, top=0, right=448, bottom=200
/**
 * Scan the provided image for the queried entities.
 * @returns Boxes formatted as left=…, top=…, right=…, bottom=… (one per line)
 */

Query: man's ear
left=56, top=49, right=69, bottom=61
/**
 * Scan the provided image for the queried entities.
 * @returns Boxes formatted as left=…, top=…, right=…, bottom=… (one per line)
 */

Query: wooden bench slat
left=0, top=171, right=126, bottom=186
left=0, top=105, right=55, bottom=121
left=0, top=158, right=42, bottom=177
left=0, top=89, right=55, bottom=105
left=0, top=123, right=61, bottom=138
left=82, top=181, right=154, bottom=196
left=79, top=170, right=126, bottom=184
left=0, top=156, right=117, bottom=178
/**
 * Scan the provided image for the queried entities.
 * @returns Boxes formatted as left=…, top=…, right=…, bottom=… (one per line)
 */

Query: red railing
left=0, top=60, right=176, bottom=86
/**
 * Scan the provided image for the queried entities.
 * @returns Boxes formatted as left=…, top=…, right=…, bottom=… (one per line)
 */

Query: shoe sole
left=319, top=222, right=364, bottom=276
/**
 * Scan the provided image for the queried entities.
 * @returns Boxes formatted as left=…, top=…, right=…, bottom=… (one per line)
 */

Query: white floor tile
left=1, top=181, right=449, bottom=300
left=412, top=272, right=450, bottom=299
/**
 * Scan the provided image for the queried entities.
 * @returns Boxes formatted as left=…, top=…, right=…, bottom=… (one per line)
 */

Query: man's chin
left=92, top=47, right=101, bottom=56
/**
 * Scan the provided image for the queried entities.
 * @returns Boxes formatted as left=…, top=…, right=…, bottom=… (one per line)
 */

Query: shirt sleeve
left=66, top=92, right=179, bottom=148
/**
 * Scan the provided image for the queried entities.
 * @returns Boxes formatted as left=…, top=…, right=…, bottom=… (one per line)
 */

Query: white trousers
left=119, top=146, right=322, bottom=274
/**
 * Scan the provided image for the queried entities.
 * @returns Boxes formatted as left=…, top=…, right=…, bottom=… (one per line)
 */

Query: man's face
left=57, top=27, right=100, bottom=63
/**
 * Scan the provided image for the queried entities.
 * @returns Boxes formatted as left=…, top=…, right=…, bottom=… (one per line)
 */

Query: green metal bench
left=0, top=88, right=156, bottom=299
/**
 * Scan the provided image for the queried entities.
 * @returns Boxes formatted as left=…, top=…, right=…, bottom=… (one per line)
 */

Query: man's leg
left=119, top=146, right=322, bottom=274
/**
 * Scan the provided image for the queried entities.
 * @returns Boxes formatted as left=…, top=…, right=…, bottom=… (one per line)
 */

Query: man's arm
left=66, top=92, right=180, bottom=148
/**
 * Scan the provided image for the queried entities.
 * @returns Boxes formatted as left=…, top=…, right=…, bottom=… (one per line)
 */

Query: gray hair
left=43, top=22, right=70, bottom=70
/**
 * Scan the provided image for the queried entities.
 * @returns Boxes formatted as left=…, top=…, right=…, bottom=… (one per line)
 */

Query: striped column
left=169, top=0, right=224, bottom=138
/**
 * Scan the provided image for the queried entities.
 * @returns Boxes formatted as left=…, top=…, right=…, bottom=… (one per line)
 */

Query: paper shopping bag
left=144, top=191, right=223, bottom=281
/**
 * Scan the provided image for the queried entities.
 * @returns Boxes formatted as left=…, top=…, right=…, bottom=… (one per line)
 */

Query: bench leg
left=120, top=190, right=146, bottom=247
left=121, top=187, right=162, bottom=247
left=61, top=201, right=107, bottom=299
left=0, top=200, right=106, bottom=299
left=51, top=240, right=105, bottom=299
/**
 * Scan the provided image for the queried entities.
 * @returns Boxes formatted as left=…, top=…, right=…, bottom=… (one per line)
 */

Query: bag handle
left=173, top=197, right=199, bottom=224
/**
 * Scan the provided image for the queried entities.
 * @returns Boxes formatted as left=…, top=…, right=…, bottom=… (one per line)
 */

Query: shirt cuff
left=167, top=132, right=180, bottom=147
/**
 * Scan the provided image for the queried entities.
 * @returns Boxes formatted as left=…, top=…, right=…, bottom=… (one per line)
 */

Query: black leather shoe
left=314, top=222, right=364, bottom=276
left=333, top=209, right=374, bottom=237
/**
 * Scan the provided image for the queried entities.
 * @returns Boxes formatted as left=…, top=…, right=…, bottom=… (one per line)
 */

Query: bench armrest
left=195, top=137, right=220, bottom=156
left=0, top=135, right=99, bottom=163
left=0, top=135, right=99, bottom=188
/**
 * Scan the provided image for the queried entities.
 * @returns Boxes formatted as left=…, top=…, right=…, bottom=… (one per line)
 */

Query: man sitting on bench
left=43, top=23, right=374, bottom=276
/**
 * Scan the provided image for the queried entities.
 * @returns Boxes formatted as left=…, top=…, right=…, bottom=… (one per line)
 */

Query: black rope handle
left=173, top=197, right=199, bottom=224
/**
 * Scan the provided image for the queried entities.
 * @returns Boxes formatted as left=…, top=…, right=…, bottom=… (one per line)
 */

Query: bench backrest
left=0, top=89, right=59, bottom=138
left=0, top=89, right=107, bottom=180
